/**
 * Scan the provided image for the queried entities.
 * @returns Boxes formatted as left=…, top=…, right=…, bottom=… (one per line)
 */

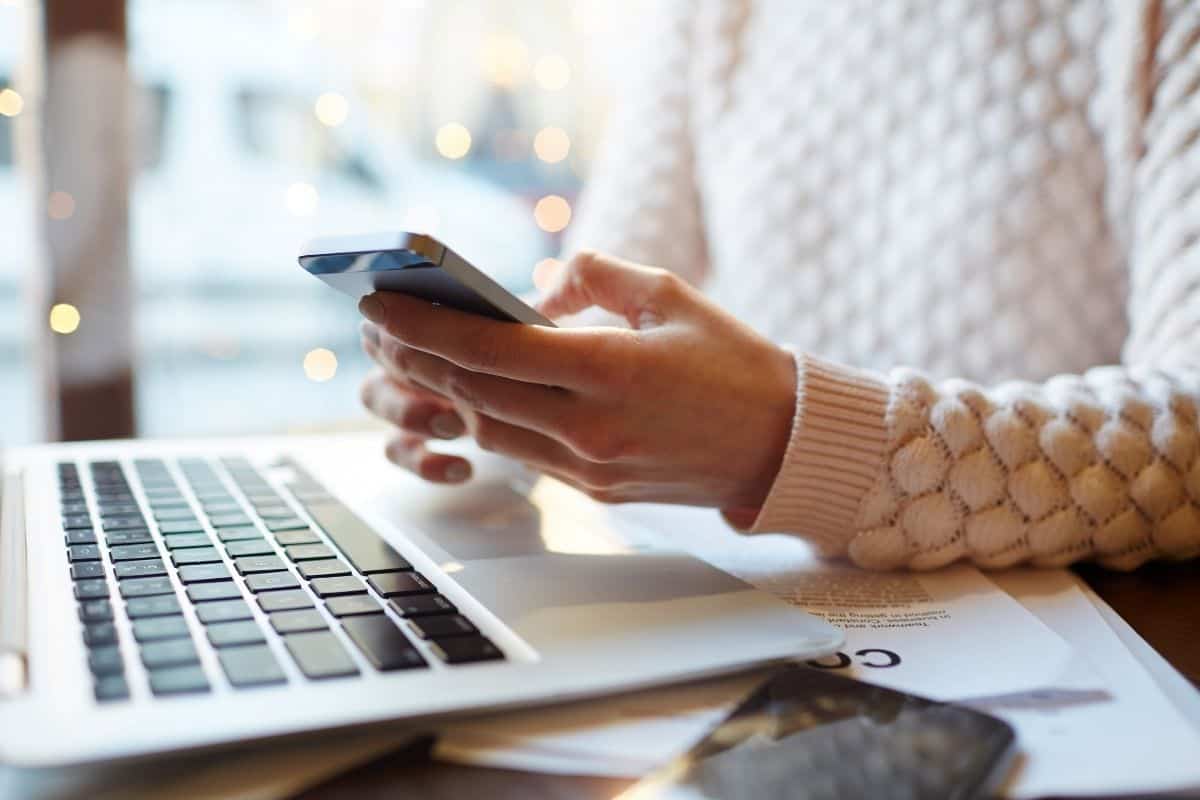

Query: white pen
left=0, top=459, right=28, bottom=697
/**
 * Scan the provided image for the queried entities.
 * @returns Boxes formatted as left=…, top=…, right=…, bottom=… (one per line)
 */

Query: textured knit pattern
left=565, top=0, right=1200, bottom=570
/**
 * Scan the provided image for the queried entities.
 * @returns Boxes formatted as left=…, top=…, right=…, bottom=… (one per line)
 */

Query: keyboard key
left=284, top=631, right=359, bottom=679
left=98, top=503, right=140, bottom=516
left=132, top=616, right=191, bottom=642
left=105, top=529, right=154, bottom=546
left=110, top=543, right=161, bottom=562
left=430, top=635, right=504, bottom=665
left=68, top=544, right=102, bottom=563
left=148, top=665, right=209, bottom=696
left=342, top=615, right=427, bottom=671
left=79, top=599, right=114, bottom=622
left=202, top=502, right=242, bottom=515
left=70, top=562, right=105, bottom=580
left=257, top=590, right=313, bottom=613
left=303, top=501, right=412, bottom=575
left=254, top=506, right=294, bottom=520
left=285, top=544, right=335, bottom=562
left=310, top=576, right=367, bottom=598
left=216, top=526, right=261, bottom=542
left=270, top=609, right=327, bottom=634
left=65, top=530, right=98, bottom=546
left=325, top=595, right=382, bottom=617
left=83, top=622, right=119, bottom=647
left=113, top=559, right=168, bottom=579
left=126, top=595, right=183, bottom=618
left=94, top=674, right=130, bottom=702
left=159, top=519, right=204, bottom=535
left=209, top=513, right=252, bottom=528
left=163, top=533, right=211, bottom=550
left=298, top=559, right=350, bottom=579
left=219, top=645, right=287, bottom=688
left=60, top=502, right=88, bottom=515
left=172, top=547, right=222, bottom=566
left=195, top=599, right=253, bottom=624
left=225, top=539, right=275, bottom=558
left=389, top=594, right=457, bottom=618
left=206, top=620, right=266, bottom=648
left=187, top=581, right=243, bottom=603
left=148, top=496, right=188, bottom=508
left=73, top=579, right=110, bottom=601
left=177, top=563, right=232, bottom=583
left=274, top=529, right=321, bottom=547
left=264, top=517, right=308, bottom=532
left=407, top=614, right=477, bottom=639
left=141, top=639, right=200, bottom=669
left=245, top=572, right=300, bottom=593
left=118, top=577, right=175, bottom=598
left=153, top=507, right=197, bottom=522
left=235, top=555, right=286, bottom=575
left=62, top=514, right=94, bottom=530
left=102, top=516, right=147, bottom=532
left=88, top=645, right=124, bottom=676
left=367, top=572, right=433, bottom=597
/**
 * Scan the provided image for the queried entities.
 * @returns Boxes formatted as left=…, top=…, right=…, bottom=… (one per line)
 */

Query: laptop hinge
left=0, top=465, right=29, bottom=697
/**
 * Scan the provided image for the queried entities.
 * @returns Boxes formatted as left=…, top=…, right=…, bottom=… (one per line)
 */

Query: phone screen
left=619, top=666, right=1015, bottom=800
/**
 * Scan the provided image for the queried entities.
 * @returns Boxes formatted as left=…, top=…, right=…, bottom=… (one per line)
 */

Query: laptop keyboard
left=56, top=456, right=504, bottom=703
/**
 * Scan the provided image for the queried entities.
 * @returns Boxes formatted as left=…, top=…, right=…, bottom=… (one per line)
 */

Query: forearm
left=735, top=353, right=1200, bottom=571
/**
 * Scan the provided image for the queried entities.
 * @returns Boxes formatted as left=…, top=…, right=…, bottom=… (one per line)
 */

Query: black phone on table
left=619, top=665, right=1016, bottom=800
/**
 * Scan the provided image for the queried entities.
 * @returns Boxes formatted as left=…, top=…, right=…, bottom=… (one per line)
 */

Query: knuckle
left=471, top=415, right=500, bottom=452
left=646, top=268, right=683, bottom=301
left=568, top=425, right=627, bottom=463
left=445, top=372, right=485, bottom=412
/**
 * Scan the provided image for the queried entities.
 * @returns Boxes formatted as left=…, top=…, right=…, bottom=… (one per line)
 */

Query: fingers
left=536, top=250, right=692, bottom=329
left=461, top=410, right=614, bottom=490
left=391, top=344, right=579, bottom=439
left=359, top=368, right=465, bottom=440
left=357, top=290, right=604, bottom=389
left=383, top=431, right=472, bottom=484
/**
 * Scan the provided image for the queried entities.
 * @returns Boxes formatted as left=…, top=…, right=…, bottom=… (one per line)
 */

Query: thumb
left=536, top=251, right=688, bottom=329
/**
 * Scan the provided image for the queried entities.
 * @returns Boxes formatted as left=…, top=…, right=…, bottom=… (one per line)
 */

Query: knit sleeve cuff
left=724, top=353, right=892, bottom=555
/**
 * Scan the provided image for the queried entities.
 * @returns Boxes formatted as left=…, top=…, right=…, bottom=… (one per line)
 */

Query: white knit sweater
left=565, top=0, right=1200, bottom=570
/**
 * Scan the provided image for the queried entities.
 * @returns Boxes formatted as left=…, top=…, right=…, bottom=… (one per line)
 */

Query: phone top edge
left=297, top=232, right=446, bottom=263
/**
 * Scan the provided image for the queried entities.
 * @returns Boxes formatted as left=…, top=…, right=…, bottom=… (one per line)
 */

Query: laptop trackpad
left=369, top=472, right=648, bottom=562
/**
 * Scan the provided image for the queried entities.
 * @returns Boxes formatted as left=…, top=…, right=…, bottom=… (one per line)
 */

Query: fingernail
left=430, top=412, right=464, bottom=439
left=358, top=294, right=385, bottom=324
left=361, top=321, right=380, bottom=347
left=444, top=461, right=471, bottom=483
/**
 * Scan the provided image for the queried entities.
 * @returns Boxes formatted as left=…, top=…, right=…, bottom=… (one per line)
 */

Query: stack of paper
left=434, top=504, right=1200, bottom=798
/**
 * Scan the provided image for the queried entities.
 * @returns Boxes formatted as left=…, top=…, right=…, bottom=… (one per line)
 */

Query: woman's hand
left=357, top=251, right=797, bottom=514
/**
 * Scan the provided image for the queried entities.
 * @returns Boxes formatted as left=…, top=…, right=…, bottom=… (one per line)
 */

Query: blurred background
left=0, top=0, right=639, bottom=444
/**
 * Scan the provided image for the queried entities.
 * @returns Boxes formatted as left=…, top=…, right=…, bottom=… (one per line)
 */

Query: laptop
left=0, top=432, right=842, bottom=767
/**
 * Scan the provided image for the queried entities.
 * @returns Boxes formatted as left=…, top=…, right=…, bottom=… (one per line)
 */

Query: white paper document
left=434, top=504, right=1107, bottom=784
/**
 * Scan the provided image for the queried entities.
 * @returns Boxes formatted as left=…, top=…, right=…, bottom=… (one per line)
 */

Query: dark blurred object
left=38, top=0, right=134, bottom=440
left=1074, top=559, right=1200, bottom=687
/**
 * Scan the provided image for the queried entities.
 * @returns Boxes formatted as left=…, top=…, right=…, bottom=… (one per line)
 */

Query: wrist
left=726, top=353, right=892, bottom=551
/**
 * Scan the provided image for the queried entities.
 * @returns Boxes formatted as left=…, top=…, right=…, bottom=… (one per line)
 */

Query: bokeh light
left=313, top=92, right=349, bottom=127
left=47, top=191, right=75, bottom=220
left=534, top=195, right=572, bottom=233
left=435, top=122, right=472, bottom=159
left=49, top=303, right=81, bottom=335
left=480, top=32, right=530, bottom=87
left=303, top=348, right=338, bottom=382
left=0, top=88, right=22, bottom=117
left=533, top=126, right=570, bottom=163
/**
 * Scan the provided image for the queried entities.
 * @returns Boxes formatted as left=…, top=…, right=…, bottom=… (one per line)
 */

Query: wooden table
left=299, top=559, right=1200, bottom=799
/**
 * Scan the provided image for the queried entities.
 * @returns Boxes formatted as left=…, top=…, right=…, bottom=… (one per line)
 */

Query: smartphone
left=620, top=665, right=1016, bottom=800
left=298, top=232, right=554, bottom=326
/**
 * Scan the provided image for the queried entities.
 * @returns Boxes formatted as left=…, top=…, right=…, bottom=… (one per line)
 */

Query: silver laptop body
left=0, top=433, right=841, bottom=767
